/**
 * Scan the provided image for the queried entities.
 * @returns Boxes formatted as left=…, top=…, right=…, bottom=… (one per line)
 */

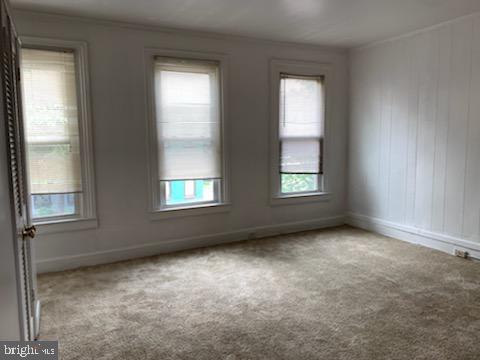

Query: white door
left=1, top=0, right=39, bottom=341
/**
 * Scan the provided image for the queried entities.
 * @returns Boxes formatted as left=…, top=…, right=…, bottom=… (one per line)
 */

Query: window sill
left=270, top=192, right=332, bottom=206
left=150, top=202, right=231, bottom=220
left=34, top=218, right=98, bottom=235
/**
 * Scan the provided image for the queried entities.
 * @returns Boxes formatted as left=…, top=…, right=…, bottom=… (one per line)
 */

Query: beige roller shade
left=155, top=57, right=221, bottom=181
left=21, top=48, right=82, bottom=194
left=279, top=74, right=324, bottom=174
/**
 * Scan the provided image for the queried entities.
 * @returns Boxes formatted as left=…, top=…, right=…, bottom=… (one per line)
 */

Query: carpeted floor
left=38, top=226, right=480, bottom=360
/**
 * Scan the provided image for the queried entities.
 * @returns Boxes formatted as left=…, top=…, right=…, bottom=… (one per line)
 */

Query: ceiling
left=10, top=0, right=480, bottom=48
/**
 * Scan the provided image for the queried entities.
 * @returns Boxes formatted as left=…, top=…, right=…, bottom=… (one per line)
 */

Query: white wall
left=13, top=10, right=348, bottom=272
left=348, top=14, right=480, bottom=257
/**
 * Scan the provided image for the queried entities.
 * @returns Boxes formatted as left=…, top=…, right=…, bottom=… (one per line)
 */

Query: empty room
left=1, top=0, right=480, bottom=359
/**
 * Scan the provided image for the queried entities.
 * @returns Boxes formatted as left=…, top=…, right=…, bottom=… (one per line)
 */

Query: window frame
left=145, top=48, right=230, bottom=219
left=20, top=37, right=97, bottom=233
left=269, top=59, right=333, bottom=206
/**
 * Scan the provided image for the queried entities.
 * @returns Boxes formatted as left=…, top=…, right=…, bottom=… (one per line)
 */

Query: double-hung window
left=271, top=60, right=330, bottom=202
left=149, top=54, right=226, bottom=213
left=20, top=39, right=95, bottom=227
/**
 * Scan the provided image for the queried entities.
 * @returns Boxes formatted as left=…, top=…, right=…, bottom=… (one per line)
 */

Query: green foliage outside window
left=31, top=193, right=77, bottom=218
left=281, top=174, right=318, bottom=194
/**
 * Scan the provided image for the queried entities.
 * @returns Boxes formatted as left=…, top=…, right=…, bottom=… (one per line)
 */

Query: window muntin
left=279, top=74, right=324, bottom=195
left=154, top=57, right=223, bottom=209
left=21, top=48, right=85, bottom=221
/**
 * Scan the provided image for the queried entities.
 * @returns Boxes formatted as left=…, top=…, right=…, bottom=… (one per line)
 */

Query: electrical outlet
left=454, top=249, right=469, bottom=259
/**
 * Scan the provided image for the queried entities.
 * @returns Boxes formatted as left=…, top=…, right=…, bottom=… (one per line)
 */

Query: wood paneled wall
left=349, top=14, right=480, bottom=243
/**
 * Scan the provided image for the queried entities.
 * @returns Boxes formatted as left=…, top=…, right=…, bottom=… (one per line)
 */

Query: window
left=280, top=74, right=323, bottom=194
left=270, top=60, right=330, bottom=203
left=20, top=39, right=95, bottom=227
left=149, top=54, right=226, bottom=212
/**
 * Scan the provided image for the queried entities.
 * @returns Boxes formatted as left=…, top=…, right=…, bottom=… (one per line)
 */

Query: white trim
left=347, top=213, right=480, bottom=260
left=36, top=215, right=345, bottom=273
left=270, top=192, right=331, bottom=206
left=19, top=36, right=97, bottom=233
left=33, top=299, right=40, bottom=340
left=149, top=203, right=231, bottom=220
left=35, top=218, right=98, bottom=235
left=269, top=59, right=334, bottom=205
left=144, top=48, right=230, bottom=216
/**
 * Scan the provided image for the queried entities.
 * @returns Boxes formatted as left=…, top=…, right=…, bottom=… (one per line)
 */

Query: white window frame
left=269, top=59, right=333, bottom=206
left=145, top=48, right=230, bottom=220
left=20, top=37, right=97, bottom=234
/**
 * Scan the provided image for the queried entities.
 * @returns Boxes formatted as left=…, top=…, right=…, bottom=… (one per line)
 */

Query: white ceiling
left=11, top=0, right=480, bottom=48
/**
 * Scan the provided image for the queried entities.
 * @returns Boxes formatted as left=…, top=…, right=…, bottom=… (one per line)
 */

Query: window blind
left=21, top=48, right=83, bottom=195
left=155, top=57, right=221, bottom=181
left=279, top=74, right=324, bottom=174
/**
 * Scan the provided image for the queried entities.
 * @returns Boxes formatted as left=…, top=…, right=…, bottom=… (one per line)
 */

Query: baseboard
left=347, top=212, right=480, bottom=260
left=36, top=215, right=345, bottom=273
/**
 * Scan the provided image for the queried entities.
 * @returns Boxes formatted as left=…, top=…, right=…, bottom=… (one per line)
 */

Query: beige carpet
left=38, top=226, right=480, bottom=360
